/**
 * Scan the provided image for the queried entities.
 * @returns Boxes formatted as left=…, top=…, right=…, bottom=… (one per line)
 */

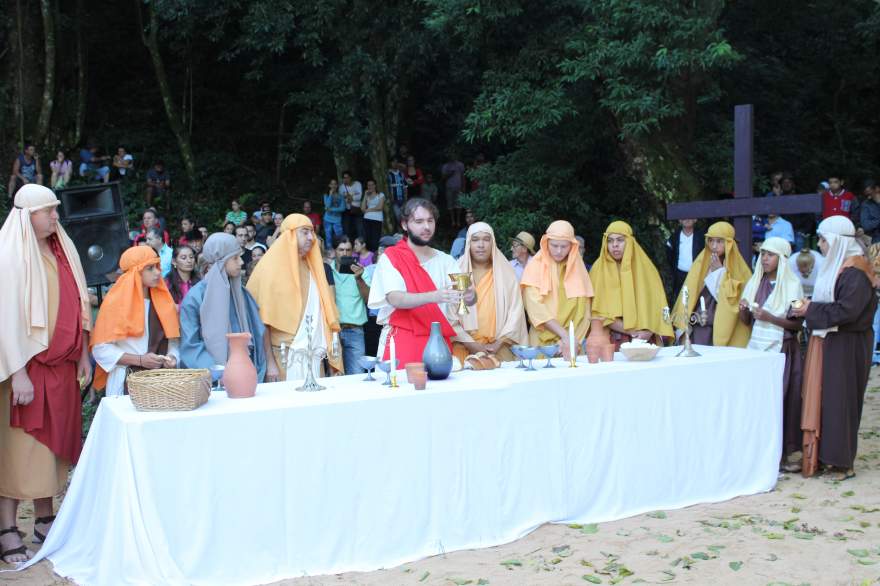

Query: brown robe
left=690, top=286, right=717, bottom=345
left=802, top=266, right=876, bottom=473
left=0, top=253, right=69, bottom=499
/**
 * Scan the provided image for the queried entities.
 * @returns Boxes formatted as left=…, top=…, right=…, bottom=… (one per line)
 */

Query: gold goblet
left=448, top=272, right=473, bottom=316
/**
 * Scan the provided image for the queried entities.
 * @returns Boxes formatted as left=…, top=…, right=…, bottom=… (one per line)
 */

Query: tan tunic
left=0, top=253, right=70, bottom=499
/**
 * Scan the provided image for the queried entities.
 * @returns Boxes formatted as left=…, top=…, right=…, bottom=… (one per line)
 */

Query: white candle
left=568, top=320, right=576, bottom=359
left=663, top=306, right=670, bottom=321
left=390, top=335, right=396, bottom=372
left=682, top=285, right=689, bottom=309
left=700, top=296, right=706, bottom=312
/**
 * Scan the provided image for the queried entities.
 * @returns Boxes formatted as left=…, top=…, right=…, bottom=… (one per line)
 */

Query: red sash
left=382, top=240, right=455, bottom=364
left=10, top=235, right=84, bottom=465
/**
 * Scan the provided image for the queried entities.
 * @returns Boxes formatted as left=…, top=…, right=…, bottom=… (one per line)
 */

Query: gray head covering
left=200, top=233, right=252, bottom=364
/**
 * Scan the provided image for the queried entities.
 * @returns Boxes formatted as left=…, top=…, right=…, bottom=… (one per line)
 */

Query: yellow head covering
left=673, top=221, right=752, bottom=347
left=589, top=220, right=672, bottom=337
left=246, top=214, right=340, bottom=370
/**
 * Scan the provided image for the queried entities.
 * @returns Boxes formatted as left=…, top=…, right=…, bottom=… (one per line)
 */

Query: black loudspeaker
left=57, top=182, right=130, bottom=286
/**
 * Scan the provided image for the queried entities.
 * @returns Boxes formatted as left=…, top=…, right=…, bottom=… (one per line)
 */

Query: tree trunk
left=34, top=0, right=55, bottom=145
left=73, top=0, right=87, bottom=147
left=366, top=87, right=394, bottom=232
left=135, top=0, right=196, bottom=183
left=332, top=149, right=354, bottom=184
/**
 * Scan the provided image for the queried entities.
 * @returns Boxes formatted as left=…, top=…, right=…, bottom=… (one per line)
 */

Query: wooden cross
left=667, top=104, right=823, bottom=261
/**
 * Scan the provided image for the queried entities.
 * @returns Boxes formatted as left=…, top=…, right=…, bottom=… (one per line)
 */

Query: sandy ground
left=7, top=371, right=880, bottom=585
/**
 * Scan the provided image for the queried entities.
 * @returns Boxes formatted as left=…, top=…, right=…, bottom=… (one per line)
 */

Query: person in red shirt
left=822, top=175, right=856, bottom=219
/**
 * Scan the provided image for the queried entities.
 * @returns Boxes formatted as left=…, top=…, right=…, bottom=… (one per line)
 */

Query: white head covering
left=199, top=233, right=252, bottom=364
left=0, top=184, right=91, bottom=380
left=811, top=216, right=864, bottom=338
left=741, top=237, right=804, bottom=351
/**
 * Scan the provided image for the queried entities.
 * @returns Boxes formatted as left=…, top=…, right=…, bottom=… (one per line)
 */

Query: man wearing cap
left=247, top=214, right=342, bottom=379
left=0, top=185, right=92, bottom=562
left=510, top=231, right=535, bottom=281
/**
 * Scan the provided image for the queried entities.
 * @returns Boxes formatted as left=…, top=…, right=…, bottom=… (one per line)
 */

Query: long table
left=24, top=345, right=784, bottom=585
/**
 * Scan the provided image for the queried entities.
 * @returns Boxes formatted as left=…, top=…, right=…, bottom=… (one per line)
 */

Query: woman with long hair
left=165, top=245, right=200, bottom=306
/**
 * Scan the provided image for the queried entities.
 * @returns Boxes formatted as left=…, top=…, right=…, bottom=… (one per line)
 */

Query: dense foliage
left=1, top=0, right=878, bottom=263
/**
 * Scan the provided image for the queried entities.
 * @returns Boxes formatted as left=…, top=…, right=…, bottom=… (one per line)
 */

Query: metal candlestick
left=279, top=315, right=327, bottom=391
left=662, top=302, right=707, bottom=358
left=390, top=372, right=399, bottom=388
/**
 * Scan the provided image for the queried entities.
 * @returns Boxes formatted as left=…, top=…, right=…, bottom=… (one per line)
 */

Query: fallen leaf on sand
left=729, top=561, right=743, bottom=571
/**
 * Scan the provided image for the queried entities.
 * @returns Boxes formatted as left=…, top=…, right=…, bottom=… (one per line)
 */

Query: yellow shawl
left=673, top=221, right=752, bottom=347
left=589, top=220, right=672, bottom=338
left=246, top=214, right=341, bottom=371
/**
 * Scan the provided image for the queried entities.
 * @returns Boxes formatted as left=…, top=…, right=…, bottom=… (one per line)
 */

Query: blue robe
left=179, top=280, right=268, bottom=381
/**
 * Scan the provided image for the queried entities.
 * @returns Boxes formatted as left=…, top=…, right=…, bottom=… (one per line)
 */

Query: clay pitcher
left=224, top=333, right=258, bottom=398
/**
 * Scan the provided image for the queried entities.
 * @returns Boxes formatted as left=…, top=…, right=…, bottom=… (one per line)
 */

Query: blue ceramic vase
left=422, top=321, right=452, bottom=380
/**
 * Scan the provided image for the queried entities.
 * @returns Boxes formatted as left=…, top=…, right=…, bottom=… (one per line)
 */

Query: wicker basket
left=127, top=368, right=211, bottom=411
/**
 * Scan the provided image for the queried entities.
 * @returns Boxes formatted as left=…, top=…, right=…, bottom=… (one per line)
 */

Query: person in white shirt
left=367, top=198, right=475, bottom=363
left=509, top=231, right=535, bottom=281
left=666, top=218, right=704, bottom=297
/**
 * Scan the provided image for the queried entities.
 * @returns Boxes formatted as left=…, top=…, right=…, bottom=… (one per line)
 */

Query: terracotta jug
left=224, top=333, right=258, bottom=398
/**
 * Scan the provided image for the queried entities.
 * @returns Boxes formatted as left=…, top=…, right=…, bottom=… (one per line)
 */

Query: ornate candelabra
left=662, top=286, right=708, bottom=358
left=279, top=315, right=329, bottom=392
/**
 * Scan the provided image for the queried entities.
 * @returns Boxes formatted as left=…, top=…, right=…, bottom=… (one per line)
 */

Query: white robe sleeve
left=367, top=255, right=407, bottom=324
left=703, top=267, right=727, bottom=302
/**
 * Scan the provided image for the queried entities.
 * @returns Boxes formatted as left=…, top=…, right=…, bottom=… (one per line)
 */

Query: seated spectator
left=178, top=216, right=196, bottom=245
left=303, top=200, right=322, bottom=232
left=267, top=213, right=284, bottom=247
left=861, top=180, right=880, bottom=244
left=354, top=236, right=374, bottom=267
left=166, top=244, right=201, bottom=305
left=225, top=199, right=248, bottom=226
left=404, top=155, right=424, bottom=197
left=234, top=224, right=253, bottom=266
left=254, top=210, right=274, bottom=245
left=7, top=142, right=43, bottom=199
left=49, top=150, right=72, bottom=189
left=184, top=229, right=204, bottom=255
left=575, top=235, right=591, bottom=270
left=133, top=208, right=170, bottom=245
left=421, top=172, right=438, bottom=203
left=223, top=221, right=236, bottom=235
left=144, top=161, right=171, bottom=207
left=111, top=146, right=134, bottom=180
left=197, top=225, right=209, bottom=241
left=245, top=222, right=257, bottom=248
left=79, top=145, right=110, bottom=184
left=764, top=214, right=795, bottom=248
left=142, top=226, right=174, bottom=277
left=251, top=201, right=273, bottom=222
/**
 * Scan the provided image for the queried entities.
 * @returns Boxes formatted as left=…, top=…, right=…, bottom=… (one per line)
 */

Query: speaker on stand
left=56, top=182, right=131, bottom=290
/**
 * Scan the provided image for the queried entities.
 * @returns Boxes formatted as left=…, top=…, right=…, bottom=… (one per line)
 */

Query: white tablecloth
left=24, top=346, right=784, bottom=585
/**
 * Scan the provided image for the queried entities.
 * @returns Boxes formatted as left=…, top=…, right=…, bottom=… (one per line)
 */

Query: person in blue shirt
left=323, top=178, right=346, bottom=249
left=764, top=214, right=796, bottom=249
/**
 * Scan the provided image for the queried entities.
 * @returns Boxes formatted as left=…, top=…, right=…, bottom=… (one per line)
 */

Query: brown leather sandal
left=0, top=526, right=31, bottom=564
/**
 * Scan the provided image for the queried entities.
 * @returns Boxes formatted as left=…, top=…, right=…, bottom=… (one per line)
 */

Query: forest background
left=1, top=0, right=879, bottom=264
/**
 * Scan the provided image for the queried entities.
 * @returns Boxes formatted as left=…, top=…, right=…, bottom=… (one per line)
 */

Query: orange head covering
left=520, top=220, right=594, bottom=299
left=589, top=220, right=673, bottom=337
left=91, top=246, right=180, bottom=348
left=246, top=214, right=340, bottom=369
